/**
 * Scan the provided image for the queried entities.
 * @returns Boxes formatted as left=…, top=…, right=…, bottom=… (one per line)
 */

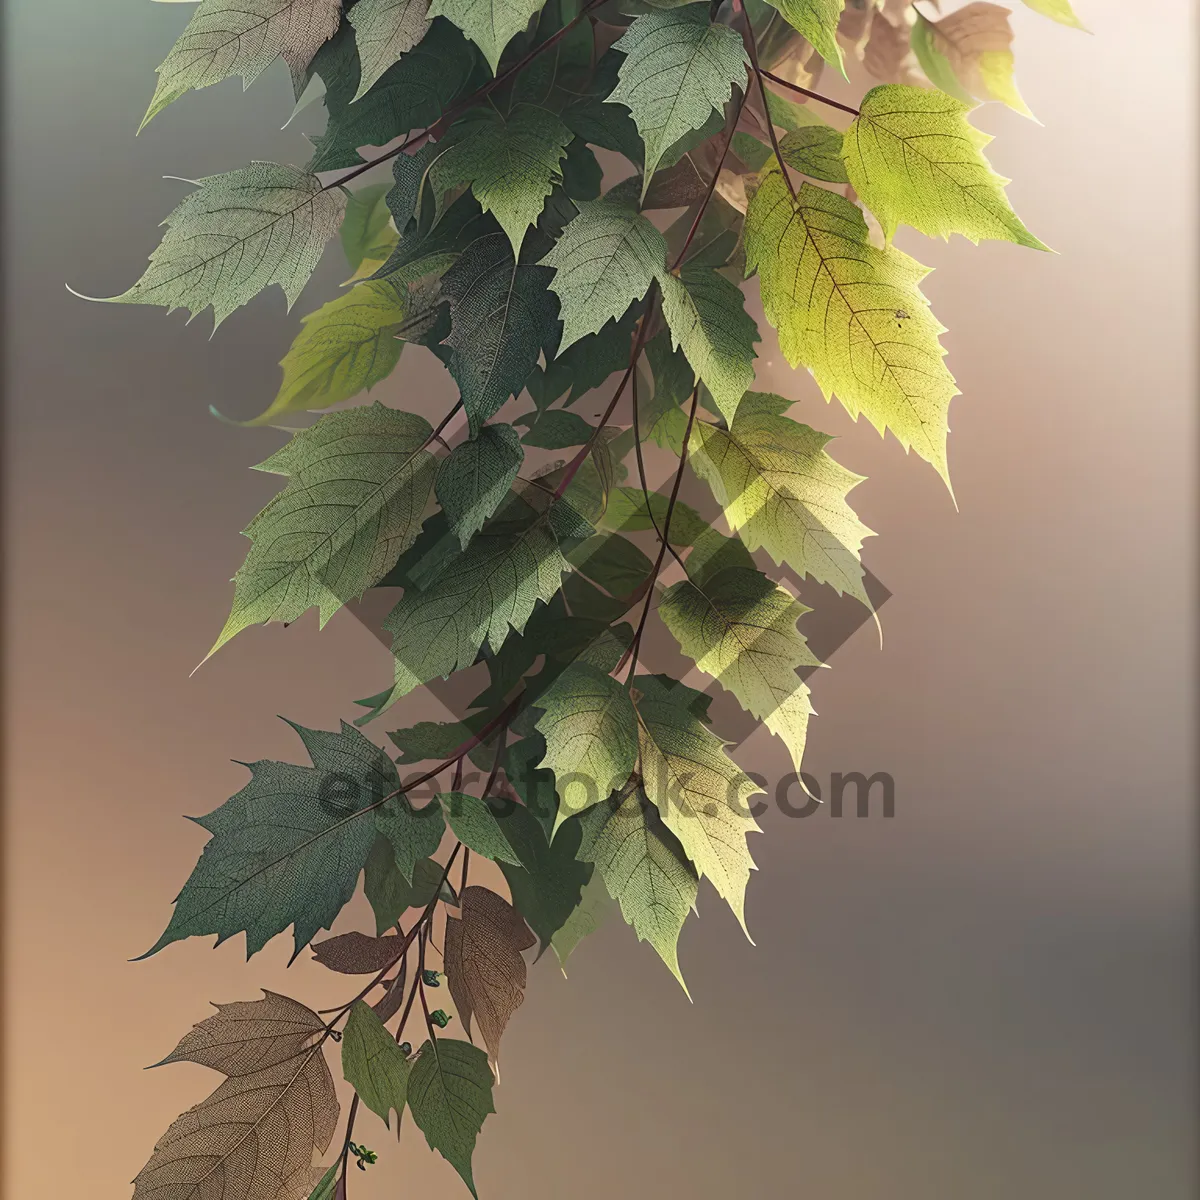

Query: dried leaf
left=311, top=931, right=405, bottom=974
left=444, top=886, right=535, bottom=1062
left=862, top=10, right=923, bottom=84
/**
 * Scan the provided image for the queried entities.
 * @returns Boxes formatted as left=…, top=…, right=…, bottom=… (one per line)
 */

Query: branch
left=758, top=67, right=861, bottom=118
left=734, top=0, right=796, bottom=200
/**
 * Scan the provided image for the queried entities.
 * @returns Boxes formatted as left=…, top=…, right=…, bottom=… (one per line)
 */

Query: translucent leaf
left=376, top=793, right=447, bottom=882
left=551, top=871, right=613, bottom=968
left=539, top=193, right=667, bottom=351
left=687, top=391, right=873, bottom=604
left=1021, top=0, right=1086, bottom=29
left=342, top=1001, right=412, bottom=1127
left=534, top=663, right=638, bottom=831
left=659, top=564, right=818, bottom=774
left=761, top=0, right=846, bottom=76
left=576, top=789, right=698, bottom=988
left=407, top=1039, right=495, bottom=1198
left=208, top=403, right=437, bottom=657
left=340, top=184, right=398, bottom=274
left=137, top=721, right=394, bottom=960
left=428, top=0, right=546, bottom=71
left=779, top=126, right=848, bottom=182
left=438, top=793, right=525, bottom=865
left=141, top=0, right=342, bottom=129
left=89, top=163, right=343, bottom=329
left=444, top=886, right=535, bottom=1061
left=134, top=993, right=338, bottom=1200
left=436, top=424, right=525, bottom=549
left=843, top=84, right=1049, bottom=248
left=659, top=265, right=758, bottom=425
left=633, top=675, right=762, bottom=933
left=348, top=0, right=433, bottom=101
left=607, top=5, right=749, bottom=197
left=744, top=171, right=958, bottom=486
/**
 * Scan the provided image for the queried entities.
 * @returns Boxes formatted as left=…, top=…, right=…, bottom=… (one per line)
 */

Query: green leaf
left=761, top=0, right=845, bottom=76
left=348, top=0, right=433, bottom=101
left=607, top=5, right=749, bottom=197
left=633, top=675, right=762, bottom=933
left=376, top=794, right=446, bottom=882
left=659, top=564, right=818, bottom=775
left=377, top=509, right=569, bottom=711
left=551, top=870, right=613, bottom=968
left=576, top=788, right=698, bottom=989
left=659, top=265, right=758, bottom=425
left=539, top=194, right=666, bottom=350
left=438, top=793, right=525, bottom=865
left=427, top=0, right=545, bottom=71
left=441, top=232, right=560, bottom=435
left=435, top=105, right=573, bottom=255
left=138, top=721, right=394, bottom=960
left=498, top=810, right=592, bottom=951
left=765, top=87, right=835, bottom=134
left=407, top=1039, right=495, bottom=1198
left=365, top=847, right=451, bottom=932
left=207, top=403, right=437, bottom=658
left=599, top=487, right=707, bottom=545
left=1021, top=0, right=1086, bottom=28
left=843, top=84, right=1049, bottom=249
left=140, top=0, right=342, bottom=129
left=567, top=533, right=653, bottom=600
left=519, top=409, right=593, bottom=449
left=534, top=663, right=638, bottom=831
left=528, top=306, right=640, bottom=408
left=342, top=1001, right=412, bottom=1127
left=308, top=20, right=481, bottom=172
left=909, top=12, right=975, bottom=105
left=745, top=172, right=959, bottom=486
left=306, top=1162, right=339, bottom=1200
left=444, top=886, right=535, bottom=1061
left=779, top=126, right=848, bottom=183
left=341, top=183, right=398, bottom=274
left=437, top=424, right=525, bottom=549
left=244, top=278, right=414, bottom=426
left=88, top=163, right=343, bottom=329
left=687, top=391, right=873, bottom=605
left=388, top=721, right=475, bottom=763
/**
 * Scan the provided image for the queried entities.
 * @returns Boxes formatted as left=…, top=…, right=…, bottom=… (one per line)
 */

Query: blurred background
left=3, top=1, right=1196, bottom=1197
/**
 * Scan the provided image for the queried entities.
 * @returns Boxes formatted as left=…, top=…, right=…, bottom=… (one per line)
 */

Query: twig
left=758, top=67, right=861, bottom=118
left=734, top=0, right=796, bottom=200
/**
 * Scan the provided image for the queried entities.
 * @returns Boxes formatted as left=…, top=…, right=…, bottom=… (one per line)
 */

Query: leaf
left=1021, top=0, right=1086, bottom=29
left=438, top=793, right=525, bottom=865
left=779, top=126, right=848, bottom=182
left=308, top=20, right=481, bottom=172
left=89, top=163, right=344, bottom=329
left=862, top=9, right=922, bottom=86
left=441, top=232, right=560, bottom=435
left=340, top=184, right=399, bottom=274
left=843, top=84, right=1049, bottom=249
left=659, top=265, right=758, bottom=425
left=498, top=812, right=592, bottom=951
left=539, top=194, right=666, bottom=350
left=911, top=5, right=1034, bottom=119
left=567, top=534, right=654, bottom=600
left=208, top=403, right=437, bottom=658
left=378, top=510, right=569, bottom=710
left=437, top=424, right=525, bottom=549
left=534, top=663, right=638, bottom=830
left=576, top=789, right=698, bottom=988
left=607, top=6, right=749, bottom=197
left=342, top=1001, right=412, bottom=1127
left=529, top=306, right=640, bottom=408
left=599, top=487, right=707, bottom=546
left=407, top=1039, right=495, bottom=1198
left=659, top=565, right=819, bottom=775
left=551, top=870, right=613, bottom=968
left=768, top=0, right=846, bottom=70
left=245, top=279, right=415, bottom=426
left=348, top=0, right=433, bottom=100
left=744, top=171, right=959, bottom=485
left=377, top=794, right=447, bottom=882
left=365, top=847, right=450, bottom=932
left=444, top=886, right=536, bottom=1061
left=306, top=1162, right=339, bottom=1200
left=139, top=720, right=395, bottom=961
left=427, top=0, right=545, bottom=71
left=633, top=675, right=762, bottom=933
left=388, top=720, right=475, bottom=762
left=373, top=956, right=410, bottom=1022
left=519, top=409, right=593, bottom=449
left=312, top=931, right=405, bottom=973
left=435, top=105, right=573, bottom=255
left=133, top=994, right=338, bottom=1200
left=141, top=0, right=342, bottom=129
left=687, top=391, right=872, bottom=605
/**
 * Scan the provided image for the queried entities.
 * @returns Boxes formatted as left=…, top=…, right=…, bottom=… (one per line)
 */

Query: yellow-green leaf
left=1022, top=0, right=1087, bottom=29
left=744, top=171, right=958, bottom=486
left=762, top=0, right=846, bottom=77
left=843, top=84, right=1049, bottom=249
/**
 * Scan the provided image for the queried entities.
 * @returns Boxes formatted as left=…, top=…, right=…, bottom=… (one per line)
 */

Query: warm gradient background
left=4, top=2, right=1196, bottom=1197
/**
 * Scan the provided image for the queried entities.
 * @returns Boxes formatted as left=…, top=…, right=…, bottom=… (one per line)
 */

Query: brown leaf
left=444, top=886, right=535, bottom=1063
left=372, top=957, right=409, bottom=1024
left=863, top=11, right=924, bottom=84
left=135, top=993, right=339, bottom=1200
left=311, top=931, right=404, bottom=974
left=925, top=3, right=1027, bottom=108
left=839, top=0, right=880, bottom=47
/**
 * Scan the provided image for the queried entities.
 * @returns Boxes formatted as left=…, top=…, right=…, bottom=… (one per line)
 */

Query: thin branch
left=758, top=67, right=861, bottom=118
left=324, top=0, right=608, bottom=191
left=630, top=356, right=689, bottom=575
left=734, top=0, right=796, bottom=200
left=337, top=1094, right=361, bottom=1194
